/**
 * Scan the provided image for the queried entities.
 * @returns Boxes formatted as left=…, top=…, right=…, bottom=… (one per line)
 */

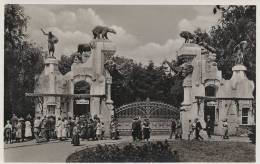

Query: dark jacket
left=45, top=119, right=52, bottom=130
left=205, top=119, right=212, bottom=129
left=171, top=120, right=176, bottom=130
left=196, top=121, right=202, bottom=131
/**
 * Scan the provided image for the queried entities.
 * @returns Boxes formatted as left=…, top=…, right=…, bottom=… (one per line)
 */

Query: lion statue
left=180, top=31, right=195, bottom=43
left=92, top=26, right=116, bottom=39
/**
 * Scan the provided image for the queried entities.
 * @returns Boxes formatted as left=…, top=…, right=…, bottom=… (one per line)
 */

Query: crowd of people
left=4, top=113, right=120, bottom=146
left=5, top=113, right=230, bottom=145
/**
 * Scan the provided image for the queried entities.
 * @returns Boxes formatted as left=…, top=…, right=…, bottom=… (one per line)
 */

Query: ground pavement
left=4, top=135, right=250, bottom=162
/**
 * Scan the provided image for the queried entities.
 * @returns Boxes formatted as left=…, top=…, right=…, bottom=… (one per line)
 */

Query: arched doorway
left=204, top=85, right=217, bottom=133
left=73, top=81, right=90, bottom=117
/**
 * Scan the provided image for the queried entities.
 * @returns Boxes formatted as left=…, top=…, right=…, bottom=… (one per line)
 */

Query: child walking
left=4, top=120, right=13, bottom=144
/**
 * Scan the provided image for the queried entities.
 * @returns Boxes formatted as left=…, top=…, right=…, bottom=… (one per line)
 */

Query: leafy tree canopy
left=4, top=4, right=44, bottom=120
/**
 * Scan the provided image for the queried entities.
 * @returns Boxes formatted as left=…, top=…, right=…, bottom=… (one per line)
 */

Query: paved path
left=4, top=135, right=250, bottom=162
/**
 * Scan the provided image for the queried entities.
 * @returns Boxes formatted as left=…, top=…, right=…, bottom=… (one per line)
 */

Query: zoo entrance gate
left=114, top=101, right=180, bottom=135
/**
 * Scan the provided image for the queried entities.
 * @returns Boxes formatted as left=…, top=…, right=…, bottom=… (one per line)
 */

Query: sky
left=22, top=5, right=221, bottom=65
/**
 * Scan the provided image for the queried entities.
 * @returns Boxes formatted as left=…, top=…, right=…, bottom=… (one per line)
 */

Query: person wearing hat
left=25, top=119, right=32, bottom=140
left=131, top=117, right=139, bottom=141
left=222, top=118, right=229, bottom=139
left=10, top=113, right=18, bottom=128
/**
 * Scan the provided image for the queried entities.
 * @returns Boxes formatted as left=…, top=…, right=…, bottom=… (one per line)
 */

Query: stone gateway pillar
left=89, top=40, right=117, bottom=136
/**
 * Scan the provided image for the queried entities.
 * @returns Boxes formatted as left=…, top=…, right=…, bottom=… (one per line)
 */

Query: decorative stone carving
left=163, top=60, right=193, bottom=78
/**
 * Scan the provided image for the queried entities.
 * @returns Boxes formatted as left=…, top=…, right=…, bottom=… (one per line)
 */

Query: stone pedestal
left=44, top=58, right=59, bottom=117
left=231, top=64, right=247, bottom=83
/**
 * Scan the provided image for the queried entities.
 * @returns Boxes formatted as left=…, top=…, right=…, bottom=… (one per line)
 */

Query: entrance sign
left=76, top=99, right=89, bottom=104
left=207, top=101, right=217, bottom=106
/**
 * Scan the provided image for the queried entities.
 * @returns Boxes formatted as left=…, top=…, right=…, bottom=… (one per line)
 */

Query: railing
left=115, top=101, right=179, bottom=118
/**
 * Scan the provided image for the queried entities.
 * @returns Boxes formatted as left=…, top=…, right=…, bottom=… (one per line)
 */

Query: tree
left=211, top=5, right=256, bottom=85
left=5, top=4, right=29, bottom=50
left=4, top=4, right=44, bottom=119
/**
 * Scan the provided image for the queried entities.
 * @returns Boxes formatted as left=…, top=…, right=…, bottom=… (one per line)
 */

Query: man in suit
left=205, top=115, right=212, bottom=138
left=195, top=118, right=203, bottom=140
left=169, top=118, right=176, bottom=139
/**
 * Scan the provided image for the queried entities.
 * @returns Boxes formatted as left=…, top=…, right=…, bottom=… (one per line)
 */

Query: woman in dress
left=16, top=119, right=22, bottom=142
left=79, top=116, right=87, bottom=140
left=55, top=117, right=62, bottom=141
left=96, top=120, right=102, bottom=140
left=142, top=119, right=151, bottom=141
left=175, top=119, right=182, bottom=139
left=71, top=123, right=80, bottom=146
left=25, top=120, right=32, bottom=140
left=62, top=118, right=68, bottom=140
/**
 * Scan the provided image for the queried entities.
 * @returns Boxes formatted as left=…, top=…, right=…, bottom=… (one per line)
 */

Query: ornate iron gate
left=114, top=101, right=180, bottom=135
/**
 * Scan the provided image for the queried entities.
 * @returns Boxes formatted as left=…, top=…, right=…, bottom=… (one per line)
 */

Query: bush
left=248, top=125, right=256, bottom=144
left=68, top=140, right=179, bottom=162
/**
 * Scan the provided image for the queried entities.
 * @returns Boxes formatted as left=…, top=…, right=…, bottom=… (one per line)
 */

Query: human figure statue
left=41, top=28, right=58, bottom=58
left=233, top=40, right=248, bottom=65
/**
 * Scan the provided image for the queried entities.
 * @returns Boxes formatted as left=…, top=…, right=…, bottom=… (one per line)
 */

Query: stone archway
left=73, top=80, right=91, bottom=117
